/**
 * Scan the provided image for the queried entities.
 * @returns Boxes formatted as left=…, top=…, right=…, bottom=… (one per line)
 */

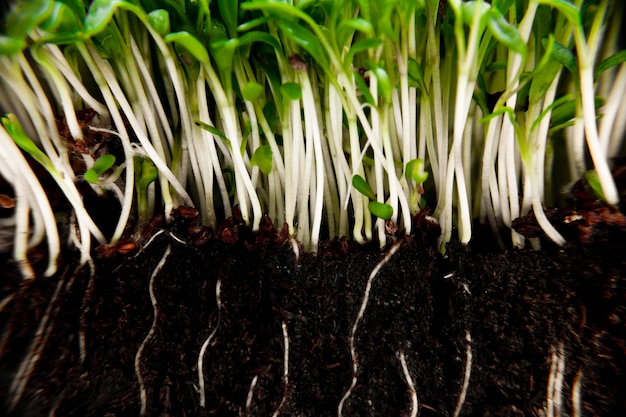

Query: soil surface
left=1, top=199, right=625, bottom=417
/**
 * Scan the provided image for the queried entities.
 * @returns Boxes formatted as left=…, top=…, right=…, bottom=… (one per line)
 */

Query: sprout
left=0, top=0, right=624, bottom=276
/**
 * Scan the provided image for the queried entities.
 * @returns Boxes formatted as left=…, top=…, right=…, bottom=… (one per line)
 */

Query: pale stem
left=574, top=29, right=619, bottom=204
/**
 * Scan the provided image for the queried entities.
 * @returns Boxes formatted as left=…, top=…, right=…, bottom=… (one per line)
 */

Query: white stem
left=575, top=30, right=618, bottom=204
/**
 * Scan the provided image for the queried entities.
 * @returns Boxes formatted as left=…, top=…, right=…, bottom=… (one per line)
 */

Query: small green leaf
left=354, top=71, right=376, bottom=107
left=352, top=174, right=376, bottom=200
left=85, top=154, right=116, bottom=184
left=85, top=0, right=146, bottom=36
left=487, top=8, right=526, bottom=56
left=368, top=201, right=393, bottom=220
left=210, top=38, right=239, bottom=91
left=2, top=114, right=56, bottom=173
left=164, top=31, right=210, bottom=63
left=5, top=0, right=53, bottom=39
left=373, top=1, right=396, bottom=40
left=530, top=93, right=574, bottom=132
left=251, top=145, right=273, bottom=175
left=407, top=58, right=426, bottom=91
left=595, top=50, right=626, bottom=79
left=280, top=82, right=302, bottom=101
left=550, top=96, right=604, bottom=128
left=39, top=1, right=82, bottom=35
left=405, top=159, right=429, bottom=184
left=493, top=0, right=515, bottom=14
left=238, top=31, right=281, bottom=53
left=537, top=0, right=581, bottom=26
left=0, top=36, right=25, bottom=55
left=196, top=120, right=230, bottom=144
left=548, top=40, right=576, bottom=75
left=460, top=1, right=490, bottom=27
left=139, top=159, right=158, bottom=190
left=148, top=9, right=170, bottom=36
left=218, top=0, right=239, bottom=38
left=582, top=170, right=606, bottom=202
left=367, top=63, right=392, bottom=102
left=337, top=18, right=374, bottom=46
left=242, top=82, right=264, bottom=101
left=276, top=20, right=329, bottom=72
left=343, top=38, right=382, bottom=72
left=237, top=16, right=271, bottom=32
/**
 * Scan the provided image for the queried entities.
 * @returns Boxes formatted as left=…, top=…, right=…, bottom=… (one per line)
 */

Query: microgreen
left=0, top=0, right=625, bottom=276
left=85, top=154, right=116, bottom=184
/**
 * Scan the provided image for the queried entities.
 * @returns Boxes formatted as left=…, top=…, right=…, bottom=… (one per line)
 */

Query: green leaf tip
left=251, top=145, right=273, bottom=175
left=405, top=159, right=429, bottom=184
left=85, top=154, right=116, bottom=184
left=368, top=201, right=393, bottom=221
left=352, top=174, right=376, bottom=200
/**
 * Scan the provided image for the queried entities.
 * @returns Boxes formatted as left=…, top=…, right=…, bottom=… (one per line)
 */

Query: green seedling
left=85, top=154, right=116, bottom=184
left=0, top=0, right=625, bottom=276
left=583, top=170, right=607, bottom=203
left=352, top=174, right=394, bottom=221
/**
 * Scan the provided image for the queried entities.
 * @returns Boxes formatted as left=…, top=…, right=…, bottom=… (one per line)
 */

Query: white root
left=452, top=330, right=473, bottom=417
left=397, top=349, right=418, bottom=417
left=8, top=269, right=67, bottom=411
left=243, top=375, right=259, bottom=415
left=546, top=342, right=566, bottom=417
left=135, top=243, right=171, bottom=416
left=572, top=369, right=583, bottom=417
left=198, top=278, right=222, bottom=408
left=272, top=321, right=290, bottom=417
left=338, top=240, right=402, bottom=417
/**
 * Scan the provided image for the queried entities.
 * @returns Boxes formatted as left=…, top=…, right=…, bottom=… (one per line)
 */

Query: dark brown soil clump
left=1, top=208, right=625, bottom=417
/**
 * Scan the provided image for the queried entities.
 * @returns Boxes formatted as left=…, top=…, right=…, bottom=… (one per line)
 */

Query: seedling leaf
left=368, top=201, right=393, bottom=220
left=2, top=114, right=54, bottom=172
left=85, top=0, right=146, bottom=36
left=0, top=36, right=25, bottom=55
left=148, top=9, right=170, bottom=35
left=251, top=145, right=273, bottom=175
left=5, top=0, right=53, bottom=39
left=352, top=174, right=376, bottom=200
left=139, top=159, right=158, bottom=190
left=343, top=38, right=382, bottom=72
left=196, top=120, right=230, bottom=144
left=242, top=82, right=264, bottom=101
left=487, top=9, right=526, bottom=56
left=218, top=0, right=239, bottom=38
left=354, top=71, right=376, bottom=107
left=548, top=40, right=576, bottom=75
left=537, top=0, right=581, bottom=26
left=164, top=31, right=210, bottom=63
left=405, top=159, right=429, bottom=184
left=280, top=82, right=302, bottom=101
left=85, top=154, right=116, bottom=183
left=583, top=170, right=606, bottom=202
left=276, top=20, right=329, bottom=72
left=595, top=50, right=626, bottom=79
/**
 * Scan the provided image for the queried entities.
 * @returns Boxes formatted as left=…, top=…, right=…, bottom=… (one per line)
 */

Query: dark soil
left=1, top=200, right=625, bottom=417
